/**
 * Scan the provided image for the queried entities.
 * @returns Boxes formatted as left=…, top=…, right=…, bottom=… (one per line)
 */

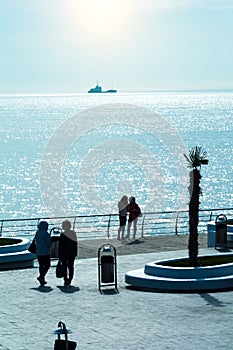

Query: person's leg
left=67, top=256, right=75, bottom=284
left=43, top=255, right=50, bottom=279
left=60, top=258, right=68, bottom=284
left=133, top=218, right=138, bottom=239
left=126, top=221, right=132, bottom=238
left=37, top=256, right=44, bottom=284
left=37, top=255, right=50, bottom=285
left=120, top=216, right=127, bottom=239
left=121, top=224, right=126, bottom=239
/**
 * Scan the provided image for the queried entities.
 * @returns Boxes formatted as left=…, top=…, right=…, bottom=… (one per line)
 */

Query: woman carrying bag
left=58, top=220, right=78, bottom=286
left=35, top=221, right=51, bottom=286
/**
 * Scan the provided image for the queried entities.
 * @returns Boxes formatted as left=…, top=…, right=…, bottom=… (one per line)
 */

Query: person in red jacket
left=126, top=196, right=142, bottom=240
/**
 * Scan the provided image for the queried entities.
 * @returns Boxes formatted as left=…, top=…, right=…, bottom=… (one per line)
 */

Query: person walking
left=126, top=196, right=142, bottom=240
left=35, top=221, right=51, bottom=286
left=117, top=195, right=128, bottom=240
left=58, top=220, right=78, bottom=286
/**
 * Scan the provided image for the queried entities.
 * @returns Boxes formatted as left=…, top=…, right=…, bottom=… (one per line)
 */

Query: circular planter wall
left=125, top=253, right=233, bottom=292
left=0, top=237, right=35, bottom=270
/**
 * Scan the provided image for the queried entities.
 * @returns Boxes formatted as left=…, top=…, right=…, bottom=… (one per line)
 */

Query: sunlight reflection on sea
left=0, top=90, right=232, bottom=219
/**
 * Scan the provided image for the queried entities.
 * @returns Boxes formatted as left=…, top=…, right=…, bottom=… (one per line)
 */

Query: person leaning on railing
left=117, top=195, right=129, bottom=240
left=126, top=196, right=142, bottom=240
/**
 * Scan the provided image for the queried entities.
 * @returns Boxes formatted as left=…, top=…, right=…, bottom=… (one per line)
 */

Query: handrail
left=175, top=212, right=178, bottom=235
left=141, top=214, right=146, bottom=237
left=0, top=207, right=233, bottom=240
left=107, top=215, right=111, bottom=239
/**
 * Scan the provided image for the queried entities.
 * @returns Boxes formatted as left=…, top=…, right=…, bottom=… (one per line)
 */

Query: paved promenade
left=0, top=235, right=232, bottom=350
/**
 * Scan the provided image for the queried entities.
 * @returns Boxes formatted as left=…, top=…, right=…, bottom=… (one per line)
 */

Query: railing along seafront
left=1, top=207, right=233, bottom=240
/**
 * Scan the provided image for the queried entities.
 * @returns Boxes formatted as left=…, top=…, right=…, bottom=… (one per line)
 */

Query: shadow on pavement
left=57, top=285, right=80, bottom=293
left=99, top=288, right=119, bottom=295
left=199, top=293, right=232, bottom=307
left=126, top=239, right=144, bottom=245
left=30, top=286, right=53, bottom=293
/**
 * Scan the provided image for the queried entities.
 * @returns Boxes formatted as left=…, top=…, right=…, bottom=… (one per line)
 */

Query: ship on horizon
left=88, top=83, right=117, bottom=93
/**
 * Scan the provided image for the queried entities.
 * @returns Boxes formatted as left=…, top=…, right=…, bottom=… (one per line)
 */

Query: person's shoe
left=37, top=277, right=46, bottom=286
left=37, top=276, right=43, bottom=284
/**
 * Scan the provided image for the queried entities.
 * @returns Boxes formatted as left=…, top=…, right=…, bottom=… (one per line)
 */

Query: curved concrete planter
left=125, top=253, right=233, bottom=292
left=0, top=237, right=35, bottom=270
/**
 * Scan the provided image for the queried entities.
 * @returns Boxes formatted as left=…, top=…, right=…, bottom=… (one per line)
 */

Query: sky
left=0, top=0, right=233, bottom=92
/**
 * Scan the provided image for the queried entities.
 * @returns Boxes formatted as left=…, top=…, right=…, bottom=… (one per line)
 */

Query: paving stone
left=0, top=238, right=232, bottom=349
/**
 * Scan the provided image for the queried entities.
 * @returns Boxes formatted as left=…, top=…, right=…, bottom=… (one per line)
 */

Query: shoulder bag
left=28, top=239, right=36, bottom=254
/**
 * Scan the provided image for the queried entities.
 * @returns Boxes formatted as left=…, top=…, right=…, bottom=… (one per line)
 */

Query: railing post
left=175, top=212, right=180, bottom=235
left=141, top=214, right=145, bottom=237
left=107, top=215, right=111, bottom=239
left=73, top=216, right=77, bottom=231
left=0, top=220, right=3, bottom=236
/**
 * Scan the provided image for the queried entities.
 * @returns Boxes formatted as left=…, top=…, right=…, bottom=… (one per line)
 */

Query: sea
left=0, top=90, right=233, bottom=221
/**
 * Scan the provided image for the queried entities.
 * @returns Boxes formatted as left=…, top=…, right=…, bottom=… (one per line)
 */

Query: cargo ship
left=88, top=83, right=117, bottom=93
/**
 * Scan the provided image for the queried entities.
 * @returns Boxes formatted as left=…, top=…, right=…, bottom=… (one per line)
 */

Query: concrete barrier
left=125, top=253, right=233, bottom=292
left=0, top=237, right=35, bottom=270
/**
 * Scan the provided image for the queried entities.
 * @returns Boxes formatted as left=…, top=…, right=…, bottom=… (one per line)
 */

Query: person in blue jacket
left=35, top=221, right=51, bottom=286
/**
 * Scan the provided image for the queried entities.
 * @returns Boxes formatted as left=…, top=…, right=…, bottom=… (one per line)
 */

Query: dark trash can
left=98, top=244, right=117, bottom=292
left=101, top=255, right=114, bottom=283
left=50, top=227, right=62, bottom=259
left=215, top=214, right=227, bottom=249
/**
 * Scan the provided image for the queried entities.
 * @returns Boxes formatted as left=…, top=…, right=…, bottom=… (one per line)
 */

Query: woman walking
left=117, top=195, right=128, bottom=240
left=35, top=221, right=51, bottom=286
left=58, top=220, right=78, bottom=286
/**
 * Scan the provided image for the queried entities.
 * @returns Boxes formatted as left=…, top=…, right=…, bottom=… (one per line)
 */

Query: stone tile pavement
left=0, top=247, right=232, bottom=350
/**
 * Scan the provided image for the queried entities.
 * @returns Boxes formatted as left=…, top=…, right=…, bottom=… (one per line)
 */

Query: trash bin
left=101, top=255, right=114, bottom=283
left=53, top=321, right=77, bottom=350
left=215, top=214, right=227, bottom=249
left=98, top=244, right=117, bottom=292
left=50, top=227, right=62, bottom=259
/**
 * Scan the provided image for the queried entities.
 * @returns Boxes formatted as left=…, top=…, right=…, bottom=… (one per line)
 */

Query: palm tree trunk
left=188, top=169, right=201, bottom=267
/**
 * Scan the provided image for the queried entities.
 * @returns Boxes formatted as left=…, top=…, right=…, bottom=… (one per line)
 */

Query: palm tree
left=184, top=146, right=208, bottom=267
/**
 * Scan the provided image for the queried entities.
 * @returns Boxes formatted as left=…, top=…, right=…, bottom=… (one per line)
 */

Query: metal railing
left=1, top=207, right=233, bottom=240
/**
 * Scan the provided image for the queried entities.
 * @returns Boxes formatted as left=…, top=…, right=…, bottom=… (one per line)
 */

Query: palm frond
left=183, top=153, right=193, bottom=168
left=184, top=146, right=209, bottom=169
